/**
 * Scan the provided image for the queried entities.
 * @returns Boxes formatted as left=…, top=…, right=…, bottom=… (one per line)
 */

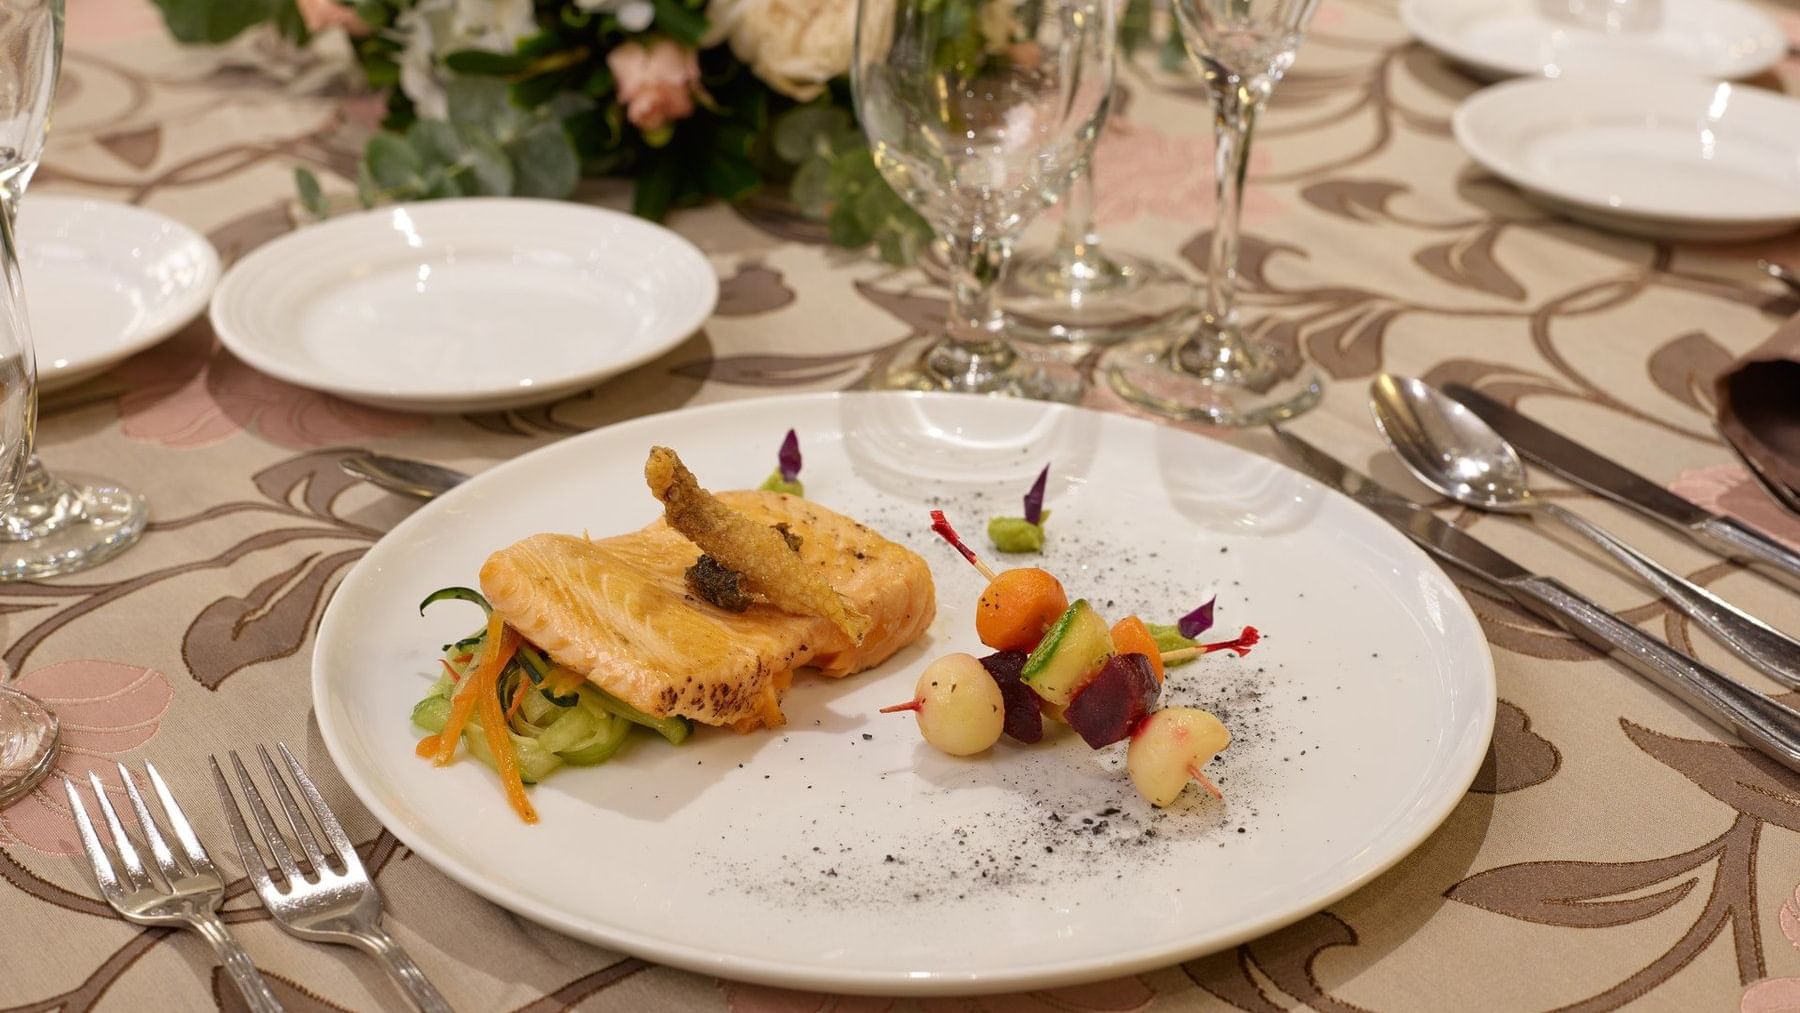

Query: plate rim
left=24, top=195, right=222, bottom=391
left=208, top=196, right=718, bottom=412
left=311, top=390, right=1498, bottom=995
left=1452, top=76, right=1800, bottom=228
left=1400, top=0, right=1788, bottom=81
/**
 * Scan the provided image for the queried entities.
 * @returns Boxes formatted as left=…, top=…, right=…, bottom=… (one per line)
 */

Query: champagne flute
left=853, top=0, right=1116, bottom=401
left=1101, top=0, right=1323, bottom=425
left=0, top=0, right=148, bottom=579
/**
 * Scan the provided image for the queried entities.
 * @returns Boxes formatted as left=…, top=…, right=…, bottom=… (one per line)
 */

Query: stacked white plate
left=210, top=198, right=718, bottom=412
left=1454, top=77, right=1800, bottom=241
left=1402, top=0, right=1785, bottom=81
left=1409, top=0, right=1800, bottom=241
left=18, top=197, right=219, bottom=390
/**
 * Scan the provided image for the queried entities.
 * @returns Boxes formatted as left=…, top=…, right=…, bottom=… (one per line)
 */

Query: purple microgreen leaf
left=777, top=429, right=802, bottom=482
left=1022, top=464, right=1048, bottom=526
left=1177, top=596, right=1216, bottom=639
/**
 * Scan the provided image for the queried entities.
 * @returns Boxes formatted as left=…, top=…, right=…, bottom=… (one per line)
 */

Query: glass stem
left=0, top=199, right=39, bottom=464
left=1205, top=74, right=1254, bottom=337
left=1174, top=70, right=1263, bottom=377
left=931, top=229, right=1015, bottom=390
left=1054, top=169, right=1103, bottom=274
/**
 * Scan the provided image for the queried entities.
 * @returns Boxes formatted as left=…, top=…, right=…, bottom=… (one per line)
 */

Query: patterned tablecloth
left=7, top=1, right=1800, bottom=1009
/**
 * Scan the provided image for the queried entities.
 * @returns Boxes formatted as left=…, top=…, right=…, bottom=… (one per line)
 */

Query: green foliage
left=294, top=166, right=327, bottom=217
left=157, top=0, right=926, bottom=264
left=355, top=79, right=579, bottom=205
left=777, top=102, right=931, bottom=266
left=151, top=0, right=294, bottom=43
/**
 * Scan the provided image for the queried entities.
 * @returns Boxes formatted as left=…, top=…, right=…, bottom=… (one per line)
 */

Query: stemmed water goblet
left=1102, top=0, right=1323, bottom=425
left=0, top=205, right=52, bottom=805
left=998, top=4, right=1193, bottom=347
left=0, top=0, right=148, bottom=577
left=1, top=0, right=148, bottom=803
left=852, top=0, right=1117, bottom=401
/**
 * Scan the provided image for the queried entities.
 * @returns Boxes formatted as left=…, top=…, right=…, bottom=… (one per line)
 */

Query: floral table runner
left=6, top=1, right=1800, bottom=1009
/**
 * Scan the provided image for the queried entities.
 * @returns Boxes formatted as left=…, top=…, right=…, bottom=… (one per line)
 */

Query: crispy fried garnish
left=646, top=446, right=872, bottom=643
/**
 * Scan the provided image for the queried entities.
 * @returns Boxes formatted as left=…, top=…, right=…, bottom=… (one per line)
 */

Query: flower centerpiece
left=150, top=0, right=932, bottom=261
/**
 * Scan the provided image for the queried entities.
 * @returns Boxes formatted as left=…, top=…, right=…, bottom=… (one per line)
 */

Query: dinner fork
left=211, top=743, right=452, bottom=1013
left=63, top=764, right=283, bottom=1013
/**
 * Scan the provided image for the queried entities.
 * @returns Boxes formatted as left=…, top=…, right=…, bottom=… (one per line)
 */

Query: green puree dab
left=989, top=463, right=1052, bottom=553
left=1144, top=622, right=1199, bottom=667
left=986, top=511, right=1050, bottom=553
left=759, top=471, right=804, bottom=496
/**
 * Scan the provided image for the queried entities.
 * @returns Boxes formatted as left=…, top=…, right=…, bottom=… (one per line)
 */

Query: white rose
left=704, top=0, right=854, bottom=102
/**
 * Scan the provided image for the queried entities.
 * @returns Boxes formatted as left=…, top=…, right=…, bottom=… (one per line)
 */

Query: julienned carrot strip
left=478, top=657, right=539, bottom=824
left=422, top=613, right=516, bottom=764
left=506, top=678, right=527, bottom=720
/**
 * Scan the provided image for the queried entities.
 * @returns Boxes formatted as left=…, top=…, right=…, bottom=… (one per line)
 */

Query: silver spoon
left=339, top=453, right=468, bottom=500
left=1370, top=374, right=1800, bottom=691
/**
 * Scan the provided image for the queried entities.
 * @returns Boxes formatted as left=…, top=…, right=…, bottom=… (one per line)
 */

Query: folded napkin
left=1715, top=313, right=1800, bottom=496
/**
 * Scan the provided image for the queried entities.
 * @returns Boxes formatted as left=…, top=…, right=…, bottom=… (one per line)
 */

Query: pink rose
left=296, top=0, right=370, bottom=36
left=608, top=38, right=702, bottom=133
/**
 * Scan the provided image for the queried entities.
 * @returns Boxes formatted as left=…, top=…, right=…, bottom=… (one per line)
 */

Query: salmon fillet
left=478, top=491, right=936, bottom=731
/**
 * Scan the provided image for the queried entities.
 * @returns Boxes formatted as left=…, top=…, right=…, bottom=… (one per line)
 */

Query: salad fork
left=210, top=743, right=452, bottom=1013
left=63, top=764, right=284, bottom=1013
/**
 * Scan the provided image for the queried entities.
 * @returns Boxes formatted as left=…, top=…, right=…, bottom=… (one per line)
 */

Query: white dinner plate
left=210, top=198, right=717, bottom=413
left=17, top=197, right=220, bottom=391
left=1401, top=0, right=1786, bottom=81
left=1455, top=77, right=1800, bottom=242
left=312, top=392, right=1497, bottom=995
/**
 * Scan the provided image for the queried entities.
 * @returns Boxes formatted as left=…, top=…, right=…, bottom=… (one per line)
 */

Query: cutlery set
left=1276, top=375, right=1800, bottom=774
left=63, top=744, right=448, bottom=1012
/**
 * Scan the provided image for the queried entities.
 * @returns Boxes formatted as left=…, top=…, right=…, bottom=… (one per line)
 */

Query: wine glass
left=0, top=0, right=148, bottom=579
left=1101, top=0, right=1323, bottom=425
left=0, top=207, right=54, bottom=805
left=998, top=11, right=1193, bottom=347
left=853, top=0, right=1116, bottom=401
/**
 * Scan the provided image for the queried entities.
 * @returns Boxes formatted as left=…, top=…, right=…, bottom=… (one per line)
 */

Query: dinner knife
left=1270, top=428, right=1800, bottom=775
left=1444, top=384, right=1800, bottom=585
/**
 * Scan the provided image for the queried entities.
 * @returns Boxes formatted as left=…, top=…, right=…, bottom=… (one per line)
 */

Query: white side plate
left=210, top=198, right=717, bottom=413
left=1401, top=0, right=1786, bottom=81
left=1455, top=77, right=1800, bottom=242
left=18, top=197, right=220, bottom=391
left=313, top=392, right=1497, bottom=995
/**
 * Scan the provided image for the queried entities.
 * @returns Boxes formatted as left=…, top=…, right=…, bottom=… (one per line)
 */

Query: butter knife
left=1444, top=384, right=1800, bottom=584
left=1271, top=429, right=1800, bottom=775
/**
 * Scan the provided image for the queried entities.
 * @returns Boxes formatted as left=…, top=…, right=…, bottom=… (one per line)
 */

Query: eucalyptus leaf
left=827, top=204, right=873, bottom=247
left=294, top=167, right=328, bottom=218
left=874, top=220, right=926, bottom=266
left=771, top=105, right=850, bottom=165
left=405, top=120, right=463, bottom=168
left=789, top=157, right=832, bottom=217
left=507, top=121, right=579, bottom=198
left=647, top=0, right=708, bottom=46
left=351, top=0, right=389, bottom=28
left=445, top=49, right=533, bottom=76
left=458, top=130, right=516, bottom=195
left=364, top=131, right=425, bottom=191
left=151, top=0, right=273, bottom=43
left=446, top=77, right=527, bottom=139
left=421, top=166, right=466, bottom=200
left=272, top=0, right=308, bottom=42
